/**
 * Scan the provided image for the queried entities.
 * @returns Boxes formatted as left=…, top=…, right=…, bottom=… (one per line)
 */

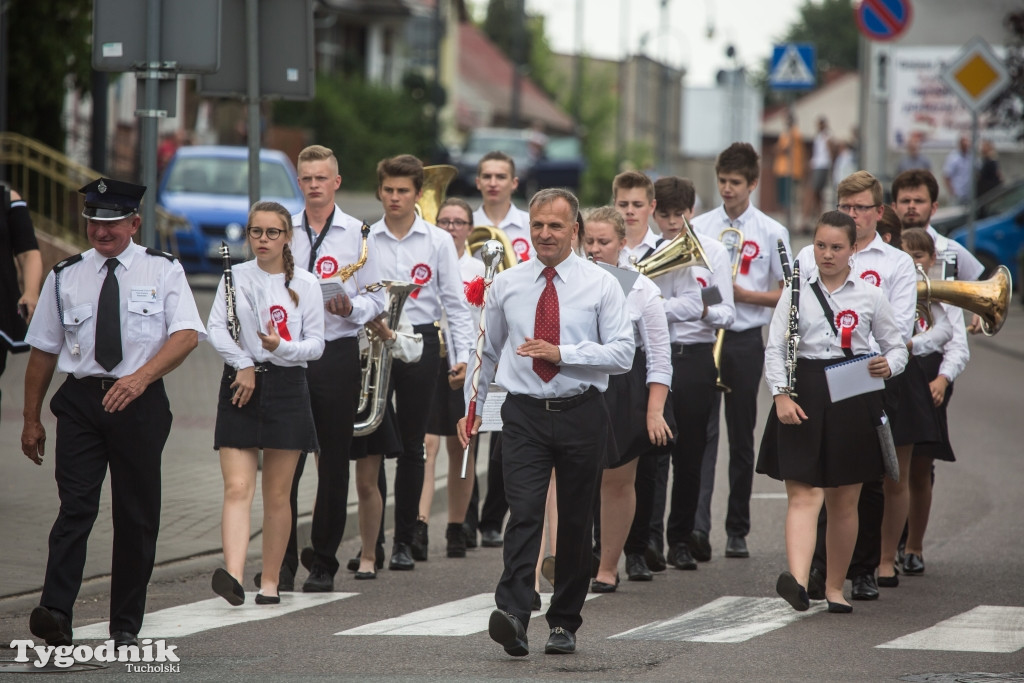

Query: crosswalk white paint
left=610, top=596, right=826, bottom=643
left=751, top=493, right=788, bottom=500
left=74, top=592, right=356, bottom=640
left=877, top=606, right=1024, bottom=653
left=337, top=593, right=599, bottom=637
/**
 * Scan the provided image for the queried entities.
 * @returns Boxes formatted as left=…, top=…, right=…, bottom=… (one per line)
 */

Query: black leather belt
left=725, top=327, right=763, bottom=339
left=511, top=386, right=598, bottom=412
left=671, top=342, right=713, bottom=357
left=73, top=376, right=119, bottom=391
left=413, top=322, right=440, bottom=335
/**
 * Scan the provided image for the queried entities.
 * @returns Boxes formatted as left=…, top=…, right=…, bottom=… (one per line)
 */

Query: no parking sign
left=855, top=0, right=912, bottom=42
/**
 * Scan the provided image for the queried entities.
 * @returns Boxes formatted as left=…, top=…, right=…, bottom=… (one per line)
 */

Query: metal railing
left=0, top=131, right=185, bottom=256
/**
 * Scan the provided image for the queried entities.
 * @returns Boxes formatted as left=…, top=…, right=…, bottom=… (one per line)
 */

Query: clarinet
left=777, top=238, right=792, bottom=283
left=220, top=241, right=242, bottom=346
left=777, top=258, right=800, bottom=398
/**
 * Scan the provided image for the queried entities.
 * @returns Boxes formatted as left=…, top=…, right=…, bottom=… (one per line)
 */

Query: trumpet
left=711, top=227, right=744, bottom=392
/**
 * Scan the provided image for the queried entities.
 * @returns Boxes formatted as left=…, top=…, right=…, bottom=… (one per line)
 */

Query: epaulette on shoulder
left=53, top=254, right=84, bottom=273
left=145, top=247, right=177, bottom=262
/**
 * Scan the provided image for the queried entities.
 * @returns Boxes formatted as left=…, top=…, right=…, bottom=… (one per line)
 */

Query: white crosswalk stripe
left=610, top=596, right=825, bottom=643
left=74, top=593, right=356, bottom=640
left=877, top=606, right=1024, bottom=653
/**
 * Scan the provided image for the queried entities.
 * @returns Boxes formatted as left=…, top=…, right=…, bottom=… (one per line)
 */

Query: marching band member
left=758, top=211, right=907, bottom=613
left=209, top=201, right=324, bottom=606
left=285, top=145, right=385, bottom=594
left=582, top=207, right=674, bottom=592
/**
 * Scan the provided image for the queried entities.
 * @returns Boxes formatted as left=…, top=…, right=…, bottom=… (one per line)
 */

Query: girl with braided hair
left=208, top=201, right=325, bottom=606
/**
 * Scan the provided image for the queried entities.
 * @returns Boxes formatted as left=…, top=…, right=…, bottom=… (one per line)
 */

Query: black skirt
left=887, top=355, right=943, bottom=448
left=756, top=358, right=885, bottom=487
left=911, top=352, right=955, bottom=462
left=604, top=348, right=677, bottom=469
left=214, top=363, right=319, bottom=452
left=351, top=375, right=402, bottom=459
left=426, top=359, right=465, bottom=437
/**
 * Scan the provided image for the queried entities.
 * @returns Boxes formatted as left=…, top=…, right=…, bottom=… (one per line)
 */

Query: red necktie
left=533, top=266, right=560, bottom=382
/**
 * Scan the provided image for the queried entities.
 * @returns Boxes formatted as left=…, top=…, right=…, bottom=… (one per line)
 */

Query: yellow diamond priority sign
left=940, top=37, right=1009, bottom=113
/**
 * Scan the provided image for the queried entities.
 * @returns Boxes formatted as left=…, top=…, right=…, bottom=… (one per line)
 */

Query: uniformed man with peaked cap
left=20, top=177, right=206, bottom=649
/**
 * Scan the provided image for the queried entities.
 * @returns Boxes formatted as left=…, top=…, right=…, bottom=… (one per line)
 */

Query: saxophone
left=336, top=224, right=371, bottom=282
left=220, top=241, right=241, bottom=346
left=776, top=252, right=800, bottom=398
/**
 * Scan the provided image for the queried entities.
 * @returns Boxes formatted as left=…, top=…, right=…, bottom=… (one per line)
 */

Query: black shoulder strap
left=52, top=253, right=83, bottom=273
left=640, top=238, right=665, bottom=262
left=145, top=247, right=177, bottom=262
left=810, top=280, right=854, bottom=359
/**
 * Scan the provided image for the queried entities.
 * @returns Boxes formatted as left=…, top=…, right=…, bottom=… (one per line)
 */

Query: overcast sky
left=467, top=0, right=808, bottom=87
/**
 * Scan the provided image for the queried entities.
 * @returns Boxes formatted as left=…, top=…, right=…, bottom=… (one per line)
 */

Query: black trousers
left=479, top=433, right=507, bottom=533
left=812, top=478, right=884, bottom=578
left=497, top=391, right=606, bottom=634
left=665, top=343, right=717, bottom=548
left=624, top=453, right=659, bottom=555
left=287, top=337, right=360, bottom=576
left=718, top=328, right=765, bottom=538
left=43, top=376, right=171, bottom=634
left=649, top=453, right=670, bottom=552
left=389, top=325, right=441, bottom=545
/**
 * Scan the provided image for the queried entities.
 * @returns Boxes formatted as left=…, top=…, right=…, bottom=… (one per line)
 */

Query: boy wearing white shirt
left=613, top=171, right=664, bottom=265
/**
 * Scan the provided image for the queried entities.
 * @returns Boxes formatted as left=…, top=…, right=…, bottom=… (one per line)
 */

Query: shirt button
left=143, top=308, right=149, bottom=313
left=74, top=318, right=79, bottom=323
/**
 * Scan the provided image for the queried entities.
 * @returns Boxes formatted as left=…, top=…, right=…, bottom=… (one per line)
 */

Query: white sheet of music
left=824, top=353, right=883, bottom=403
left=479, top=385, right=507, bottom=432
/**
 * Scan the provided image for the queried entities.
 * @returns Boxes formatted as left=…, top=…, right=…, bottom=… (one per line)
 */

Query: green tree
left=988, top=10, right=1024, bottom=142
left=482, top=0, right=529, bottom=65
left=6, top=0, right=92, bottom=150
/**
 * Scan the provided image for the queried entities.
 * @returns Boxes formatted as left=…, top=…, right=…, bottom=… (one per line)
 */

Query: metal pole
left=509, top=0, right=523, bottom=129
left=572, top=0, right=583, bottom=123
left=91, top=71, right=109, bottom=174
left=967, top=112, right=979, bottom=253
left=139, top=0, right=161, bottom=248
left=786, top=101, right=794, bottom=232
left=0, top=0, right=8, bottom=182
left=432, top=0, right=443, bottom=157
left=246, top=0, right=261, bottom=207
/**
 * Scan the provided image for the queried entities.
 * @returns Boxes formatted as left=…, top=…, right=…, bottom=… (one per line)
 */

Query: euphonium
left=353, top=280, right=420, bottom=436
left=634, top=216, right=712, bottom=279
left=711, top=227, right=744, bottom=392
left=468, top=225, right=518, bottom=271
left=916, top=263, right=1012, bottom=336
left=415, top=164, right=458, bottom=224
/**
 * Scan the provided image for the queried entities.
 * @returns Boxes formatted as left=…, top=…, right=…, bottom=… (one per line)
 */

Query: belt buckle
left=100, top=379, right=116, bottom=391
left=544, top=399, right=560, bottom=412
left=254, top=364, right=268, bottom=374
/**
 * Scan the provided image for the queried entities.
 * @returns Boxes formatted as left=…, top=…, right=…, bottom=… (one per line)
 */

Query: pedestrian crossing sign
left=770, top=43, right=816, bottom=90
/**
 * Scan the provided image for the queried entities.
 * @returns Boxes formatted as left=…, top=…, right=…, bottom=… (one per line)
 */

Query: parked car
left=449, top=128, right=584, bottom=197
left=950, top=190, right=1024, bottom=289
left=530, top=136, right=585, bottom=196
left=157, top=146, right=304, bottom=274
left=931, top=179, right=1024, bottom=236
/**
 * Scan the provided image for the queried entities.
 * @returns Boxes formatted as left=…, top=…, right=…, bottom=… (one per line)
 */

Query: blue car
left=157, top=146, right=304, bottom=273
left=950, top=188, right=1024, bottom=290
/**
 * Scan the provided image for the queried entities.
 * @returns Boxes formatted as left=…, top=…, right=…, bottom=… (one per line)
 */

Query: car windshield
left=465, top=136, right=530, bottom=158
left=544, top=137, right=581, bottom=161
left=981, top=181, right=1024, bottom=217
left=165, top=158, right=299, bottom=199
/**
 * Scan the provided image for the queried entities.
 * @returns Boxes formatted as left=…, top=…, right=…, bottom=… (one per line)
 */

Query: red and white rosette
left=835, top=309, right=859, bottom=349
left=511, top=237, right=531, bottom=262
left=316, top=255, right=339, bottom=278
left=739, top=240, right=759, bottom=275
left=916, top=313, right=930, bottom=334
left=409, top=263, right=432, bottom=299
left=859, top=270, right=881, bottom=287
left=696, top=276, right=708, bottom=288
left=269, top=305, right=292, bottom=341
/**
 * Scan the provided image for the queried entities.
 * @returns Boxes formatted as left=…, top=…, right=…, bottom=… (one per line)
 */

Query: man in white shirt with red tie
left=460, top=188, right=633, bottom=657
left=371, top=154, right=474, bottom=571
left=691, top=143, right=791, bottom=561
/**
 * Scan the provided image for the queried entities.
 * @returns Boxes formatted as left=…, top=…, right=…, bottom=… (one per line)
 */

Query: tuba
left=415, top=164, right=458, bottom=224
left=634, top=217, right=713, bottom=280
left=353, top=280, right=420, bottom=436
left=468, top=225, right=518, bottom=271
left=916, top=264, right=1012, bottom=336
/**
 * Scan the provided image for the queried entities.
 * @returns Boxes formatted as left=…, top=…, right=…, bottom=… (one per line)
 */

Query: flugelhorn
left=916, top=263, right=1012, bottom=336
left=468, top=225, right=518, bottom=271
left=634, top=217, right=712, bottom=279
left=711, top=227, right=744, bottom=392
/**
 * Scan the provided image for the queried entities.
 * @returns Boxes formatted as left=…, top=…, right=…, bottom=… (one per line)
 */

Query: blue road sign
left=769, top=44, right=816, bottom=90
left=855, top=0, right=912, bottom=42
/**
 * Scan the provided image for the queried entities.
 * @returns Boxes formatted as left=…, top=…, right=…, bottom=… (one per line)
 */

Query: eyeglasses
left=836, top=203, right=879, bottom=214
left=247, top=227, right=284, bottom=240
left=437, top=218, right=470, bottom=229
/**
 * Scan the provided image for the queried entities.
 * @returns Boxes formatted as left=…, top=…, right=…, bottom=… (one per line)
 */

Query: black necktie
left=95, top=258, right=122, bottom=372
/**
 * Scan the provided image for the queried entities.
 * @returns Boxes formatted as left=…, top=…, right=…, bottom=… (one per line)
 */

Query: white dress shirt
left=370, top=214, right=475, bottom=364
left=911, top=301, right=954, bottom=357
left=927, top=225, right=984, bottom=281
left=473, top=203, right=532, bottom=262
left=764, top=271, right=908, bottom=396
left=460, top=250, right=487, bottom=331
left=626, top=270, right=672, bottom=387
left=667, top=235, right=736, bottom=344
left=27, top=243, right=207, bottom=378
left=290, top=204, right=386, bottom=341
left=692, top=203, right=791, bottom=331
left=927, top=224, right=981, bottom=381
left=207, top=260, right=325, bottom=370
left=466, top=252, right=634, bottom=409
left=648, top=237, right=705, bottom=327
left=619, top=227, right=664, bottom=267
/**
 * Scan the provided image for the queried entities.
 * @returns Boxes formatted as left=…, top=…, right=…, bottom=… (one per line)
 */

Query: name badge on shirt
left=130, top=286, right=158, bottom=302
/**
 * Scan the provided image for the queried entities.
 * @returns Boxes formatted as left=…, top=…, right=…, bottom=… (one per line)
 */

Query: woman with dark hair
left=875, top=205, right=903, bottom=250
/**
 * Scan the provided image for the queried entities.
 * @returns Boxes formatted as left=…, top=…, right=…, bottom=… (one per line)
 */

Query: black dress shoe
left=302, top=566, right=334, bottom=592
left=212, top=568, right=245, bottom=606
left=590, top=577, right=617, bottom=593
left=354, top=569, right=377, bottom=580
left=462, top=523, right=478, bottom=549
left=877, top=574, right=899, bottom=588
left=411, top=520, right=429, bottom=562
left=544, top=626, right=576, bottom=654
left=29, top=606, right=72, bottom=646
left=668, top=543, right=697, bottom=570
left=488, top=609, right=528, bottom=657
left=254, top=592, right=280, bottom=605
left=110, top=631, right=138, bottom=648
left=903, top=553, right=925, bottom=575
left=531, top=591, right=542, bottom=611
left=689, top=530, right=712, bottom=562
left=645, top=540, right=667, bottom=572
left=480, top=529, right=504, bottom=547
left=827, top=600, right=854, bottom=614
left=446, top=522, right=467, bottom=558
left=389, top=542, right=415, bottom=571
left=626, top=553, right=653, bottom=581
left=775, top=571, right=810, bottom=612
left=850, top=573, right=879, bottom=600
left=254, top=564, right=295, bottom=592
left=807, top=567, right=826, bottom=600
left=725, top=535, right=750, bottom=558
left=300, top=546, right=315, bottom=572
left=347, top=544, right=386, bottom=572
